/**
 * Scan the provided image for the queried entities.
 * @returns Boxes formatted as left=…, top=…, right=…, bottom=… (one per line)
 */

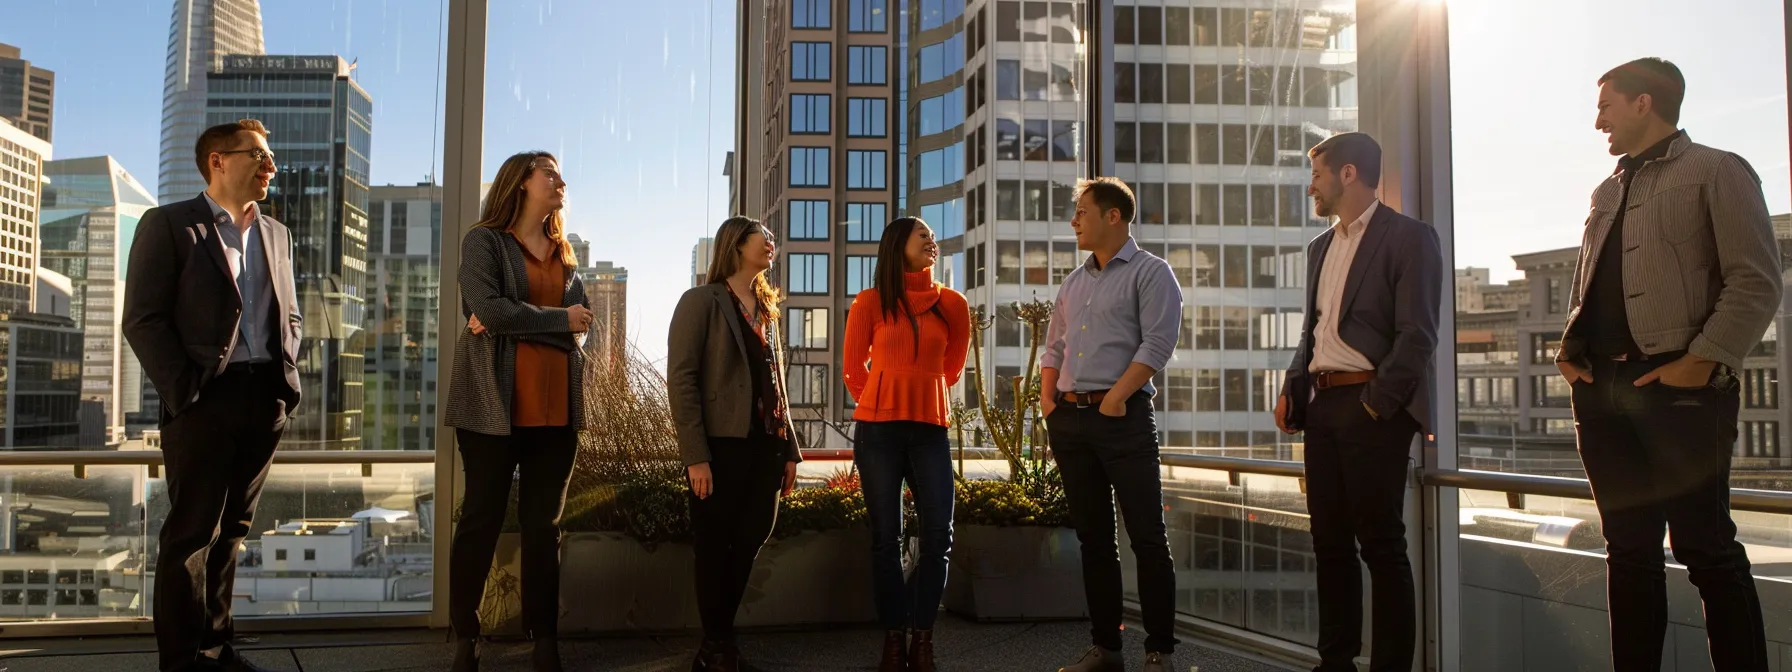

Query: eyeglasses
left=217, top=148, right=276, bottom=164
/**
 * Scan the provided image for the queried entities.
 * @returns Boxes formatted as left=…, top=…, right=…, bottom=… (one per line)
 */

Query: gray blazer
left=1282, top=204, right=1443, bottom=433
left=667, top=282, right=804, bottom=466
left=444, top=226, right=589, bottom=436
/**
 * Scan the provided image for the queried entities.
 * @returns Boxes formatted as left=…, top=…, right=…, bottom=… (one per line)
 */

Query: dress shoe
left=907, top=629, right=935, bottom=672
left=878, top=629, right=907, bottom=672
left=1059, top=645, right=1125, bottom=672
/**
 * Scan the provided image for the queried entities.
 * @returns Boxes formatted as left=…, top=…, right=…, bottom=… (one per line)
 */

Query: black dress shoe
left=219, top=647, right=277, bottom=672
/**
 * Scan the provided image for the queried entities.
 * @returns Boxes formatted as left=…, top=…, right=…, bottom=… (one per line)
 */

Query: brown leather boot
left=908, top=629, right=935, bottom=672
left=879, top=629, right=908, bottom=672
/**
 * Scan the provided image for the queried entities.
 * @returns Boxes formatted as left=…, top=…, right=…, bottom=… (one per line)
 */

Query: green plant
left=954, top=478, right=1069, bottom=528
left=961, top=299, right=1070, bottom=526
left=772, top=485, right=867, bottom=539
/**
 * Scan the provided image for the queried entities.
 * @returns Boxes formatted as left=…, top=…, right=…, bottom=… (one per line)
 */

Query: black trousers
left=154, top=364, right=289, bottom=672
left=1574, top=359, right=1767, bottom=671
left=449, top=426, right=578, bottom=639
left=1302, top=384, right=1417, bottom=672
left=689, top=434, right=787, bottom=642
left=1046, top=392, right=1178, bottom=654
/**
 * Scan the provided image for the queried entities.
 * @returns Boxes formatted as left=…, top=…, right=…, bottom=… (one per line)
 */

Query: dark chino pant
left=1302, top=383, right=1417, bottom=672
left=1574, top=358, right=1767, bottom=671
left=155, top=363, right=289, bottom=672
left=1047, top=392, right=1178, bottom=654
left=449, top=426, right=578, bottom=640
left=689, top=434, right=787, bottom=642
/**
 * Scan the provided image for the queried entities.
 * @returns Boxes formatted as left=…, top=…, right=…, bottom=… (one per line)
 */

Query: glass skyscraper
left=159, top=0, right=266, bottom=206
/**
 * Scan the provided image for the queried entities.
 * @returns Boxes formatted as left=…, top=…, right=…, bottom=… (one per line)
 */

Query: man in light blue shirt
left=203, top=193, right=277, bottom=364
left=1039, top=177, right=1182, bottom=672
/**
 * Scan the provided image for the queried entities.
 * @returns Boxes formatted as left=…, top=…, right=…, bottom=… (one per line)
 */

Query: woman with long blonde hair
left=444, top=151, right=593, bottom=672
left=667, top=216, right=801, bottom=672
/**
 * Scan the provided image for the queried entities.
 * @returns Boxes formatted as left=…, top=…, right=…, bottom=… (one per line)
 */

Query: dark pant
left=690, top=434, right=787, bottom=642
left=449, top=426, right=578, bottom=639
left=854, top=420, right=956, bottom=630
left=1046, top=392, right=1177, bottom=654
left=154, top=365, right=289, bottom=672
left=1574, top=359, right=1767, bottom=671
left=1302, top=384, right=1417, bottom=672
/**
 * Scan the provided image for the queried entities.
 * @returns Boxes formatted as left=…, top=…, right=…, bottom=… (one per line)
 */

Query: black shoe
left=451, top=637, right=480, bottom=672
left=219, top=646, right=276, bottom=672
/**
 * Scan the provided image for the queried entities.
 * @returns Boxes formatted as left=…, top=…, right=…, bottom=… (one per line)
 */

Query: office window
left=918, top=144, right=962, bottom=189
left=997, top=180, right=1020, bottom=221
left=789, top=147, right=829, bottom=187
left=788, top=200, right=830, bottom=241
left=276, top=549, right=288, bottom=561
left=1196, top=123, right=1220, bottom=165
left=1115, top=6, right=1135, bottom=44
left=1279, top=185, right=1308, bottom=227
left=997, top=60, right=1020, bottom=100
left=788, top=308, right=830, bottom=349
left=1023, top=66, right=1049, bottom=100
left=1140, top=63, right=1164, bottom=104
left=1168, top=183, right=1193, bottom=225
left=847, top=150, right=887, bottom=190
left=1251, top=185, right=1276, bottom=227
left=789, top=365, right=829, bottom=407
left=1548, top=277, right=1564, bottom=315
left=997, top=0, right=1021, bottom=41
left=1167, top=123, right=1191, bottom=164
left=1168, top=64, right=1191, bottom=104
left=1531, top=332, right=1563, bottom=364
left=1167, top=7, right=1192, bottom=45
left=1115, top=62, right=1135, bottom=104
left=845, top=203, right=887, bottom=242
left=1194, top=65, right=1218, bottom=105
left=996, top=118, right=1021, bottom=160
left=1169, top=369, right=1194, bottom=411
left=1137, top=6, right=1163, bottom=45
left=787, top=254, right=829, bottom=294
left=1139, top=123, right=1164, bottom=164
left=1023, top=241, right=1050, bottom=285
left=1114, top=122, right=1137, bottom=164
left=1222, top=65, right=1246, bottom=105
left=793, top=0, right=830, bottom=28
left=1168, top=243, right=1194, bottom=286
left=1223, top=245, right=1248, bottom=288
left=848, top=45, right=886, bottom=85
left=790, top=94, right=830, bottom=134
left=1136, top=183, right=1165, bottom=225
left=849, top=0, right=886, bottom=32
left=1023, top=181, right=1048, bottom=221
left=848, top=97, right=887, bottom=137
left=1052, top=121, right=1078, bottom=162
left=1053, top=242, right=1078, bottom=284
left=304, top=549, right=317, bottom=561
left=1197, top=184, right=1220, bottom=225
left=919, top=35, right=965, bottom=83
left=846, top=256, right=877, bottom=296
left=919, top=90, right=965, bottom=136
left=792, top=42, right=831, bottom=81
left=1222, top=124, right=1248, bottom=165
left=996, top=240, right=1020, bottom=284
left=1745, top=368, right=1780, bottom=409
left=1532, top=375, right=1571, bottom=408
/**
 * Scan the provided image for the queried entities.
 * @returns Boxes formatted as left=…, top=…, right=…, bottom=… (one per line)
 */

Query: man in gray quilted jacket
left=1556, top=57, right=1778, bottom=672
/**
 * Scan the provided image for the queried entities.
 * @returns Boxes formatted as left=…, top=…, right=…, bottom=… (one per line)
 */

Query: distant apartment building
left=0, top=43, right=55, bottom=143
left=0, top=118, right=48, bottom=317
left=364, top=184, right=441, bottom=452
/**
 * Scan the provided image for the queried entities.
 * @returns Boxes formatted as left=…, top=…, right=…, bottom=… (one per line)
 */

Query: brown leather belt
left=1058, top=390, right=1110, bottom=407
left=1313, top=370, right=1376, bottom=390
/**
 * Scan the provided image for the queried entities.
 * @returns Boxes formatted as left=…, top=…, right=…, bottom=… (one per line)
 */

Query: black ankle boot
left=451, top=637, right=479, bottom=672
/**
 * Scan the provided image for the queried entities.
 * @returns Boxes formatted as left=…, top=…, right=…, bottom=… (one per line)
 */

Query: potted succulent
left=943, top=300, right=1087, bottom=621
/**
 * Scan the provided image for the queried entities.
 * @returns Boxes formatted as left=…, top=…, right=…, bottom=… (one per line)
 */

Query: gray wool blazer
left=444, top=226, right=590, bottom=436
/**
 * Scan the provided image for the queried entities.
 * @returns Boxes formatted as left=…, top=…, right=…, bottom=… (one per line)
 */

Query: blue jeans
left=854, top=420, right=956, bottom=630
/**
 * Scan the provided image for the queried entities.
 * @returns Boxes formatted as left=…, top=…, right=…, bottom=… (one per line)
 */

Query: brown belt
left=1313, top=370, right=1376, bottom=390
left=1058, top=390, right=1110, bottom=407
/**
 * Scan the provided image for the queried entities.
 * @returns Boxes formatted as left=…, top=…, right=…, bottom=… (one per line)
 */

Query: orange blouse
left=511, top=238, right=570, bottom=427
left=843, top=270, right=971, bottom=426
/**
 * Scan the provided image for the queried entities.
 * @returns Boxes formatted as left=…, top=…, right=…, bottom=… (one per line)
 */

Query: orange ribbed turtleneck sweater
left=843, top=269, right=972, bottom=426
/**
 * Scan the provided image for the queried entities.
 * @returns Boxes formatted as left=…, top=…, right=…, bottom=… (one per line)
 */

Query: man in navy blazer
left=123, top=119, right=299, bottom=672
left=1276, top=132, right=1442, bottom=672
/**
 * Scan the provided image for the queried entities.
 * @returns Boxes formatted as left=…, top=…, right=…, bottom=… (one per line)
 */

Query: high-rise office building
left=208, top=54, right=372, bottom=450
left=40, top=156, right=157, bottom=438
left=584, top=261, right=629, bottom=369
left=740, top=1, right=1359, bottom=454
left=691, top=237, right=714, bottom=287
left=0, top=43, right=55, bottom=143
left=364, top=183, right=441, bottom=452
left=159, top=0, right=266, bottom=206
left=0, top=119, right=49, bottom=317
left=0, top=312, right=83, bottom=449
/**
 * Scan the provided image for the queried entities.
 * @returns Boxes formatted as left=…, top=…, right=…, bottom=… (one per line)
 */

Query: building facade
left=207, top=54, right=373, bottom=450
left=0, top=119, right=48, bottom=317
left=691, top=237, right=714, bottom=286
left=364, top=184, right=440, bottom=452
left=0, top=43, right=54, bottom=143
left=40, top=156, right=157, bottom=441
left=0, top=312, right=83, bottom=448
left=159, top=0, right=266, bottom=206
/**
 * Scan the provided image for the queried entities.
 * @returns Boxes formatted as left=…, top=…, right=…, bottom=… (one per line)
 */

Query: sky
left=4, top=0, right=1789, bottom=362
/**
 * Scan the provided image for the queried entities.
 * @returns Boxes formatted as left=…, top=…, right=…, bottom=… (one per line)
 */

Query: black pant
left=449, top=426, right=578, bottom=639
left=154, top=365, right=288, bottom=672
left=689, top=434, right=787, bottom=642
left=1302, top=384, right=1417, bottom=672
left=1574, top=359, right=1767, bottom=671
left=1046, top=392, right=1177, bottom=654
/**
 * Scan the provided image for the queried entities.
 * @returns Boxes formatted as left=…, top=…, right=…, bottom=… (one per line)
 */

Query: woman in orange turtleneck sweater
left=843, top=217, right=970, bottom=672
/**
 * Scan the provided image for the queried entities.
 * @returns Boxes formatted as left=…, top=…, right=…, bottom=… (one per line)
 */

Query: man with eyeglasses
left=124, top=119, right=300, bottom=672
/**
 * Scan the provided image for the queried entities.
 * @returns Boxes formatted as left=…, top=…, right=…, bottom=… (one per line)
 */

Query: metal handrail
left=1158, top=453, right=1792, bottom=516
left=0, top=450, right=433, bottom=468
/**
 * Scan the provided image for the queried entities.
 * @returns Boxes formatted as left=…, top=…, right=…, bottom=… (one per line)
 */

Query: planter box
left=478, top=527, right=876, bottom=635
left=943, top=524, right=1088, bottom=621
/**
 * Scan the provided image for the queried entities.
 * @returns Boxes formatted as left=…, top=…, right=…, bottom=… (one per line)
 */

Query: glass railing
left=0, top=455, right=435, bottom=625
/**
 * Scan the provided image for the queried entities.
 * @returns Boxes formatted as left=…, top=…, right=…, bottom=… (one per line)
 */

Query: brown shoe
left=879, top=630, right=907, bottom=672
left=908, top=629, right=935, bottom=672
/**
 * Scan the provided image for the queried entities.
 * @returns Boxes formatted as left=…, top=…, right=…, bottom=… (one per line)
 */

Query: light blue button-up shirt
left=204, top=193, right=276, bottom=364
left=1041, top=237, right=1183, bottom=395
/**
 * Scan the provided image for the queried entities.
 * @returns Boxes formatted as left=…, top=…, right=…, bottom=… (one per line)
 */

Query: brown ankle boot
left=908, top=629, right=935, bottom=672
left=879, top=629, right=907, bottom=672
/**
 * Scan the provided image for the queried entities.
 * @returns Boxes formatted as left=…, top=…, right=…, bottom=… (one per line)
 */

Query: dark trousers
left=154, top=364, right=288, bottom=672
left=1574, top=359, right=1767, bottom=671
left=1046, top=392, right=1178, bottom=654
left=1302, top=384, right=1417, bottom=672
left=449, top=426, right=578, bottom=639
left=854, top=420, right=956, bottom=630
left=689, top=434, right=787, bottom=642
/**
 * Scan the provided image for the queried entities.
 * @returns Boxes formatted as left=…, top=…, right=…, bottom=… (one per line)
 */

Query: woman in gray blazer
left=444, top=151, right=593, bottom=672
left=667, top=216, right=803, bottom=672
